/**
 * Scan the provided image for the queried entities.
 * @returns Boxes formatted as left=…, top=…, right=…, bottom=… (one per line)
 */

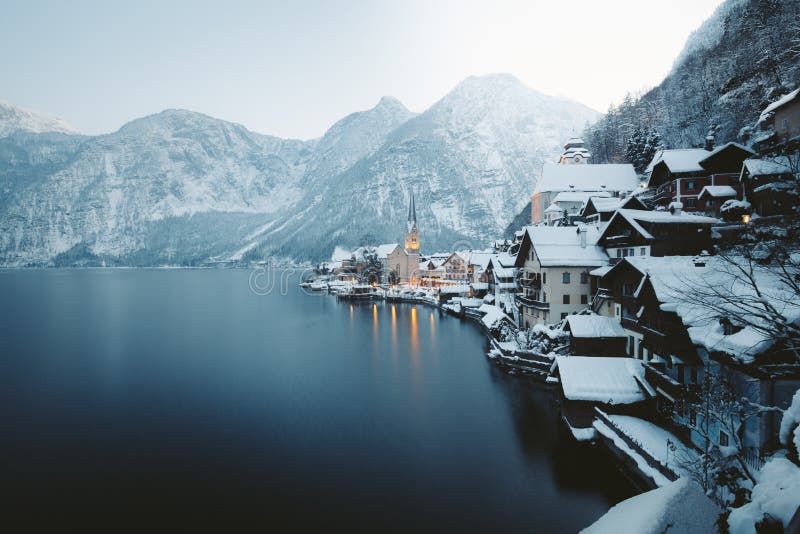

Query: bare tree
left=677, top=246, right=800, bottom=364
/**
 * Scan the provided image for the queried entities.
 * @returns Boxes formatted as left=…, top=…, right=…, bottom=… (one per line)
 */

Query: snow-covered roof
left=524, top=225, right=608, bottom=267
left=600, top=209, right=720, bottom=241
left=555, top=356, right=649, bottom=404
left=535, top=163, right=639, bottom=194
left=759, top=88, right=800, bottom=122
left=742, top=157, right=793, bottom=177
left=698, top=141, right=755, bottom=167
left=697, top=185, right=737, bottom=199
left=469, top=251, right=494, bottom=269
left=544, top=202, right=563, bottom=214
left=479, top=304, right=511, bottom=329
left=439, top=285, right=470, bottom=294
left=553, top=191, right=610, bottom=204
left=584, top=197, right=624, bottom=213
left=589, top=265, right=613, bottom=277
left=565, top=315, right=626, bottom=338
left=623, top=255, right=800, bottom=362
left=493, top=266, right=515, bottom=278
left=583, top=478, right=719, bottom=534
left=375, top=243, right=400, bottom=257
left=646, top=148, right=710, bottom=174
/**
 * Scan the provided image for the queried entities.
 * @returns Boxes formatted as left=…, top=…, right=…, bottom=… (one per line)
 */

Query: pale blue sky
left=1, top=0, right=723, bottom=139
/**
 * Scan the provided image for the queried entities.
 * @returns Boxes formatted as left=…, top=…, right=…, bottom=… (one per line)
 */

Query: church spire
left=408, top=189, right=417, bottom=223
left=404, top=188, right=419, bottom=254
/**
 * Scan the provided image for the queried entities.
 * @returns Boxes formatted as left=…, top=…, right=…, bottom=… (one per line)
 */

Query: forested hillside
left=585, top=0, right=800, bottom=169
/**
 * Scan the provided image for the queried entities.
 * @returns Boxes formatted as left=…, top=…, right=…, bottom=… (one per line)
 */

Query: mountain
left=585, top=0, right=800, bottom=163
left=0, top=100, right=78, bottom=137
left=247, top=74, right=598, bottom=260
left=0, top=74, right=598, bottom=266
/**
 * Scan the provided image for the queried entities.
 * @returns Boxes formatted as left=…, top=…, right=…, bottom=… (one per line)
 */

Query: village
left=303, top=87, right=800, bottom=532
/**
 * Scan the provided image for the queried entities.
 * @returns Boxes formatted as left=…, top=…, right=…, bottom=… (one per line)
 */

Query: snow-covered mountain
left=0, top=100, right=78, bottom=137
left=0, top=74, right=598, bottom=266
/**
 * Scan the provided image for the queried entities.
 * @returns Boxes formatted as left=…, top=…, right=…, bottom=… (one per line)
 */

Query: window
left=543, top=272, right=546, bottom=284
left=781, top=117, right=789, bottom=131
left=689, top=408, right=697, bottom=427
left=580, top=272, right=588, bottom=284
left=629, top=248, right=635, bottom=256
left=640, top=247, right=646, bottom=256
left=628, top=336, right=634, bottom=355
left=562, top=272, right=570, bottom=284
left=580, top=294, right=588, bottom=305
left=687, top=181, right=696, bottom=190
left=617, top=249, right=622, bottom=258
left=563, top=294, right=570, bottom=304
left=719, top=431, right=729, bottom=447
left=622, top=248, right=629, bottom=257
left=686, top=198, right=697, bottom=208
left=690, top=367, right=698, bottom=383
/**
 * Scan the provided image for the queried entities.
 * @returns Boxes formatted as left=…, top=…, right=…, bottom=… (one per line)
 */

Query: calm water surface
left=0, top=269, right=634, bottom=531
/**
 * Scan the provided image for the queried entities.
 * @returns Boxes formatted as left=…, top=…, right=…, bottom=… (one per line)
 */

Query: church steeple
left=404, top=189, right=419, bottom=253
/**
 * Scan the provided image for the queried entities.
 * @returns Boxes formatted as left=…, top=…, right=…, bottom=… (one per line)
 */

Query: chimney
left=578, top=225, right=587, bottom=248
left=705, top=135, right=715, bottom=151
left=669, top=201, right=683, bottom=216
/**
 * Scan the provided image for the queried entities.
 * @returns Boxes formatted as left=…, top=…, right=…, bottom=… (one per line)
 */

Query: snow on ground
left=728, top=457, right=800, bottom=534
left=605, top=414, right=696, bottom=477
left=582, top=478, right=719, bottom=534
left=780, top=388, right=800, bottom=453
left=593, top=419, right=673, bottom=488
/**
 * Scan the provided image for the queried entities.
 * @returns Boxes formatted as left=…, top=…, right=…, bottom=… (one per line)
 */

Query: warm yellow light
left=742, top=214, right=751, bottom=224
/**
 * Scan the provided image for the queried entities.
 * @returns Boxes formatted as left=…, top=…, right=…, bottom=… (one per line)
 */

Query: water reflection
left=409, top=306, right=420, bottom=371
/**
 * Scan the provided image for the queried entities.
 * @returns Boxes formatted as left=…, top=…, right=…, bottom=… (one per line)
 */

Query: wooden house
left=596, top=208, right=719, bottom=261
left=552, top=356, right=655, bottom=440
left=563, top=314, right=628, bottom=356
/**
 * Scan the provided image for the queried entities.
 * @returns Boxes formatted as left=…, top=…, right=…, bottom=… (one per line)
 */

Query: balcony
left=520, top=277, right=541, bottom=289
left=643, top=363, right=684, bottom=399
left=516, top=293, right=549, bottom=309
left=654, top=183, right=674, bottom=205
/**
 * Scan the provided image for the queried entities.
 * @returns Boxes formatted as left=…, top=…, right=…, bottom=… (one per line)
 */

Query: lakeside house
left=515, top=225, right=607, bottom=327
left=563, top=314, right=628, bottom=356
left=552, top=356, right=655, bottom=440
left=592, top=254, right=800, bottom=455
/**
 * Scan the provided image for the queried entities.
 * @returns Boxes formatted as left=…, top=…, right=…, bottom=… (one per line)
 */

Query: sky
left=1, top=0, right=724, bottom=139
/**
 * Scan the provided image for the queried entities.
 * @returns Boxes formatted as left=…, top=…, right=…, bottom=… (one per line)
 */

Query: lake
left=0, top=269, right=634, bottom=531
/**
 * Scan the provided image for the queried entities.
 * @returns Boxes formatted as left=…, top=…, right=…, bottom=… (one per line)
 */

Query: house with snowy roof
left=531, top=163, right=639, bottom=224
left=515, top=225, right=608, bottom=328
left=593, top=255, right=800, bottom=454
left=646, top=142, right=753, bottom=211
left=696, top=185, right=738, bottom=216
left=563, top=314, right=628, bottom=356
left=581, top=195, right=648, bottom=223
left=738, top=156, right=797, bottom=216
left=551, top=356, right=654, bottom=439
left=596, top=207, right=719, bottom=261
left=754, top=87, right=800, bottom=155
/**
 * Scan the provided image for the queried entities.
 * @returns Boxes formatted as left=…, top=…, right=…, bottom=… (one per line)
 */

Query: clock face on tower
left=574, top=154, right=582, bottom=162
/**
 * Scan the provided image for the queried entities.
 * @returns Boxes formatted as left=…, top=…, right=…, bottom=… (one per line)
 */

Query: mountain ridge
left=0, top=74, right=598, bottom=266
